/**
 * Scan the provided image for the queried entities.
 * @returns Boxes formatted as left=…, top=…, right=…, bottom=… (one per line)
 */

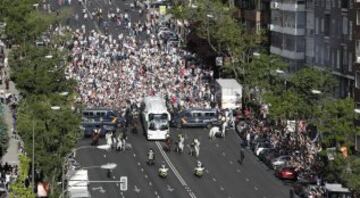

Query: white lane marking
left=245, top=178, right=250, bottom=182
left=236, top=169, right=240, bottom=173
left=133, top=153, right=136, bottom=157
left=222, top=152, right=226, bottom=156
left=144, top=174, right=148, bottom=179
left=220, top=186, right=224, bottom=191
left=254, top=186, right=258, bottom=191
left=137, top=162, right=141, bottom=166
left=134, top=185, right=141, bottom=193
left=212, top=178, right=216, bottom=182
left=103, top=154, right=106, bottom=158
left=149, top=181, right=152, bottom=186
left=154, top=191, right=158, bottom=195
left=140, top=168, right=144, bottom=172
left=155, top=141, right=197, bottom=198
left=229, top=161, right=233, bottom=165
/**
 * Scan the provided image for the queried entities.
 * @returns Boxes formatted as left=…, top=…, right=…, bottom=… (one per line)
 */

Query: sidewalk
left=1, top=46, right=21, bottom=166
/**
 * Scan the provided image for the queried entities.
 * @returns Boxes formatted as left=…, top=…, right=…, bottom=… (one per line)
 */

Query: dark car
left=275, top=166, right=298, bottom=181
left=171, top=109, right=219, bottom=128
left=297, top=171, right=318, bottom=184
left=258, top=148, right=276, bottom=161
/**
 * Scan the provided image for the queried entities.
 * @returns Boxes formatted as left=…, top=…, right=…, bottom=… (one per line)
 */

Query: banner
left=159, top=5, right=167, bottom=15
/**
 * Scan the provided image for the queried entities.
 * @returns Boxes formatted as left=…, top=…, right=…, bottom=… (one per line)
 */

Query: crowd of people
left=239, top=105, right=321, bottom=176
left=0, top=162, right=17, bottom=190
left=64, top=7, right=215, bottom=116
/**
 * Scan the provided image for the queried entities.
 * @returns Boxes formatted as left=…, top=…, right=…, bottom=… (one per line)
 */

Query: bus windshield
left=148, top=114, right=169, bottom=131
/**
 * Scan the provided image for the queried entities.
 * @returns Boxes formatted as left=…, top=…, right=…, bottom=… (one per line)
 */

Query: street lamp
left=62, top=145, right=111, bottom=194
left=61, top=163, right=117, bottom=198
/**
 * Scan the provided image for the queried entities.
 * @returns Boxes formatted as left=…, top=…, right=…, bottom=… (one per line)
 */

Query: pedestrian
left=5, top=78, right=9, bottom=90
left=239, top=148, right=245, bottom=165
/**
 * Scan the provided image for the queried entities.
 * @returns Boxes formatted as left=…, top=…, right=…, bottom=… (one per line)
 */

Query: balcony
left=270, top=1, right=305, bottom=11
left=270, top=46, right=304, bottom=60
left=269, top=24, right=305, bottom=36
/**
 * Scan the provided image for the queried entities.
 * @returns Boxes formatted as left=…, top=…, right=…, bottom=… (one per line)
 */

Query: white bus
left=142, top=96, right=171, bottom=140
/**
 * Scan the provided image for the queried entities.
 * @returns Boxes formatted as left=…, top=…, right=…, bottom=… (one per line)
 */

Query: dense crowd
left=239, top=106, right=321, bottom=174
left=64, top=8, right=215, bottom=115
left=0, top=162, right=17, bottom=190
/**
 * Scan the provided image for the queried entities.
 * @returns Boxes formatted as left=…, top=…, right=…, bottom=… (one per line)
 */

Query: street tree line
left=1, top=1, right=80, bottom=197
left=171, top=0, right=360, bottom=195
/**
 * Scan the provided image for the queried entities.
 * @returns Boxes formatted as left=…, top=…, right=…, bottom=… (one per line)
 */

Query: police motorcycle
left=158, top=163, right=169, bottom=178
left=147, top=148, right=155, bottom=166
left=194, top=161, right=205, bottom=177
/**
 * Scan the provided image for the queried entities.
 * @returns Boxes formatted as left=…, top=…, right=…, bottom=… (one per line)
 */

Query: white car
left=255, top=146, right=273, bottom=156
left=271, top=155, right=291, bottom=169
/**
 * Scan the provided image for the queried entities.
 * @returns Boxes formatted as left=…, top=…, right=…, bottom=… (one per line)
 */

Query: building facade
left=269, top=0, right=356, bottom=98
left=354, top=0, right=360, bottom=105
left=269, top=0, right=306, bottom=72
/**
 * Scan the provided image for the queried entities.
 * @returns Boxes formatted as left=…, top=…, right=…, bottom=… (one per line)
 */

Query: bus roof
left=143, top=96, right=168, bottom=114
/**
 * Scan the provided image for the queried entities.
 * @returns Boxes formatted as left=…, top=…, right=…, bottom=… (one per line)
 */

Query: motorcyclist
left=194, top=160, right=205, bottom=177
left=158, top=163, right=169, bottom=178
left=147, top=148, right=155, bottom=165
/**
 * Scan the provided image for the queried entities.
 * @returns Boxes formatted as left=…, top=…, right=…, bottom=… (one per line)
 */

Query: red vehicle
left=275, top=167, right=298, bottom=181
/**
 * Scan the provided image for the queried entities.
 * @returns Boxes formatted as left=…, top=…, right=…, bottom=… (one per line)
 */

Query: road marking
left=236, top=169, right=241, bottom=173
left=216, top=144, right=219, bottom=147
left=140, top=168, right=144, bottom=172
left=167, top=185, right=174, bottom=192
left=222, top=152, right=226, bottom=156
left=155, top=141, right=197, bottom=198
left=133, top=153, right=136, bottom=157
left=137, top=162, right=141, bottom=166
left=144, top=174, right=148, bottom=179
left=154, top=191, right=158, bottom=195
left=254, top=186, right=258, bottom=191
left=112, top=176, right=116, bottom=179
left=149, top=181, right=152, bottom=186
left=205, top=169, right=209, bottom=173
left=245, top=178, right=250, bottom=182
left=220, top=186, right=224, bottom=191
left=103, top=154, right=106, bottom=158
left=229, top=160, right=233, bottom=165
left=134, top=185, right=141, bottom=193
left=212, top=178, right=216, bottom=182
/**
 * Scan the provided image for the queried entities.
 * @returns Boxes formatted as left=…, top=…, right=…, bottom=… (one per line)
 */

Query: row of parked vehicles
left=248, top=131, right=352, bottom=198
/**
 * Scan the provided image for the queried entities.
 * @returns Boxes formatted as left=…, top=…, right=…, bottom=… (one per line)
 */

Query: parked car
left=263, top=150, right=281, bottom=167
left=254, top=142, right=273, bottom=156
left=171, top=109, right=219, bottom=128
left=297, top=171, right=318, bottom=184
left=275, top=166, right=298, bottom=181
left=271, top=155, right=291, bottom=170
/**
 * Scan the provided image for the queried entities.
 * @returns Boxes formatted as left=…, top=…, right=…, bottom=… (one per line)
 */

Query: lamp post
left=61, top=144, right=111, bottom=195
left=60, top=162, right=116, bottom=198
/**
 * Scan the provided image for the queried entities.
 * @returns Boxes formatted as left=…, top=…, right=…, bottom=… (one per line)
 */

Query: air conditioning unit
left=357, top=56, right=360, bottom=63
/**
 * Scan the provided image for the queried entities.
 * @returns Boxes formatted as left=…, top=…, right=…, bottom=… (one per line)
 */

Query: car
left=275, top=166, right=298, bottom=181
left=297, top=171, right=318, bottom=184
left=258, top=148, right=276, bottom=161
left=263, top=151, right=281, bottom=167
left=271, top=155, right=291, bottom=169
left=254, top=142, right=273, bottom=156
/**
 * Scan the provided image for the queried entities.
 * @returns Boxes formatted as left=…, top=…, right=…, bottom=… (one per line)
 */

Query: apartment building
left=354, top=0, right=360, bottom=105
left=269, top=0, right=306, bottom=72
left=269, top=0, right=355, bottom=98
left=235, top=0, right=271, bottom=33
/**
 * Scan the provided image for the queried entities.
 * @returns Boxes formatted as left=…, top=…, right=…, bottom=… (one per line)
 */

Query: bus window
left=149, top=113, right=168, bottom=121
left=205, top=113, right=215, bottom=117
left=192, top=113, right=202, bottom=118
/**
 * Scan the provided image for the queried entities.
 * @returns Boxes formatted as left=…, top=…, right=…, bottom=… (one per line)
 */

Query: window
left=349, top=22, right=353, bottom=40
left=337, top=49, right=341, bottom=69
left=326, top=44, right=330, bottom=63
left=343, top=46, right=348, bottom=66
left=315, top=17, right=319, bottom=34
left=348, top=52, right=353, bottom=72
left=341, top=0, right=348, bottom=9
left=357, top=10, right=360, bottom=25
left=321, top=18, right=324, bottom=33
left=342, top=16, right=348, bottom=35
left=324, top=14, right=330, bottom=36
left=356, top=72, right=360, bottom=88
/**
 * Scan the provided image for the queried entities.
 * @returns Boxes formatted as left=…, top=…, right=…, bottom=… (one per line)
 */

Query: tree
left=9, top=154, right=35, bottom=198
left=318, top=97, right=360, bottom=148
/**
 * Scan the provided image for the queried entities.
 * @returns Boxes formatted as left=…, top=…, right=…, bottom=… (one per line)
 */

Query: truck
left=215, top=78, right=243, bottom=110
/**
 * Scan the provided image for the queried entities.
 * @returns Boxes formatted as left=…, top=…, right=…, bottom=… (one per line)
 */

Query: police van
left=171, top=109, right=219, bottom=129
left=81, top=108, right=123, bottom=137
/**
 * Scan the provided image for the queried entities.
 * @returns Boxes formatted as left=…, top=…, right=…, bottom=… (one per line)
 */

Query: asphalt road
left=75, top=126, right=292, bottom=198
left=54, top=0, right=292, bottom=197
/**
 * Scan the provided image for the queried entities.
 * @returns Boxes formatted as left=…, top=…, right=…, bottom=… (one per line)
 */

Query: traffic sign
left=120, top=176, right=128, bottom=191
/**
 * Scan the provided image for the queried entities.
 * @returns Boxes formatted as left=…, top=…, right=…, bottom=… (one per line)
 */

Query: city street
left=58, top=0, right=291, bottom=197
left=76, top=127, right=291, bottom=198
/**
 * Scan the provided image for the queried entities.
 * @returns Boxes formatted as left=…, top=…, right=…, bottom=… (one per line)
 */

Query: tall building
left=269, top=0, right=306, bottom=72
left=270, top=0, right=355, bottom=98
left=354, top=0, right=360, bottom=105
left=235, top=0, right=271, bottom=33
